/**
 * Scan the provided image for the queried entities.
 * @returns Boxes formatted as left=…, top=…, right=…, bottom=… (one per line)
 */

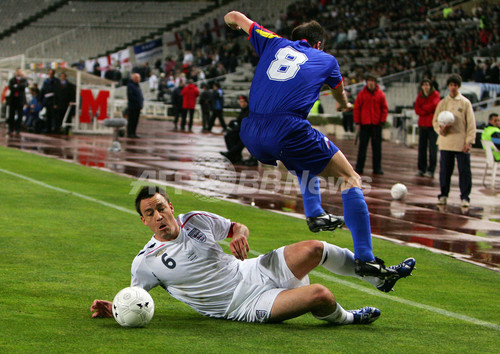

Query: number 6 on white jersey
left=266, top=46, right=308, bottom=81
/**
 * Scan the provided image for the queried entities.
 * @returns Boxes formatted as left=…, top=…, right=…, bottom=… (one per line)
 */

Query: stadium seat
left=481, top=139, right=499, bottom=189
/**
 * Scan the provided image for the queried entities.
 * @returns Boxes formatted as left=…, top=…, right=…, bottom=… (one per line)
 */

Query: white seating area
left=385, top=82, right=419, bottom=112
left=0, top=0, right=59, bottom=33
left=0, top=1, right=212, bottom=63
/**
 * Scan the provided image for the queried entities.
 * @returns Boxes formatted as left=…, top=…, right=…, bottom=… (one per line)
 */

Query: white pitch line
left=1, top=167, right=499, bottom=331
left=0, top=168, right=136, bottom=215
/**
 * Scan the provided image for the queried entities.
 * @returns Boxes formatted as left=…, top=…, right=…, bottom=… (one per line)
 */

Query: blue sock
left=342, top=187, right=374, bottom=262
left=297, top=172, right=324, bottom=218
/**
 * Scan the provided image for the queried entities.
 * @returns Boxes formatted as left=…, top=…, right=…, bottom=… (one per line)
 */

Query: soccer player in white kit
left=91, top=186, right=415, bottom=324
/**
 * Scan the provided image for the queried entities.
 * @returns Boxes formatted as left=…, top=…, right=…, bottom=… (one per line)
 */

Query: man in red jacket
left=180, top=80, right=200, bottom=132
left=414, top=78, right=441, bottom=177
left=353, top=75, right=388, bottom=175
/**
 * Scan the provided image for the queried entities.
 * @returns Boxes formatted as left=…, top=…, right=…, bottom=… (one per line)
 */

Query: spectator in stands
left=460, top=58, right=475, bottom=82
left=24, top=87, right=42, bottom=133
left=433, top=74, right=476, bottom=208
left=443, top=3, right=453, bottom=19
left=423, top=69, right=439, bottom=92
left=309, top=99, right=324, bottom=117
left=104, top=65, right=122, bottom=84
left=342, top=88, right=355, bottom=134
left=484, top=59, right=499, bottom=84
left=174, top=73, right=186, bottom=88
left=199, top=83, right=212, bottom=132
left=154, top=58, right=163, bottom=73
left=414, top=78, right=441, bottom=178
left=473, top=60, right=486, bottom=83
left=92, top=62, right=101, bottom=77
left=157, top=73, right=168, bottom=102
left=481, top=113, right=500, bottom=161
left=126, top=73, right=143, bottom=139
left=183, top=50, right=194, bottom=67
left=488, top=61, right=499, bottom=84
left=167, top=74, right=175, bottom=89
left=41, top=69, right=60, bottom=134
left=216, top=62, right=227, bottom=78
left=276, top=0, right=494, bottom=81
left=133, top=63, right=150, bottom=82
left=180, top=79, right=199, bottom=132
left=196, top=67, right=206, bottom=84
left=353, top=75, right=388, bottom=175
left=172, top=79, right=185, bottom=131
left=104, top=67, right=114, bottom=81
left=71, top=60, right=85, bottom=71
left=149, top=71, right=158, bottom=92
left=164, top=57, right=176, bottom=76
left=143, top=63, right=151, bottom=82
left=7, top=68, right=28, bottom=136
left=220, top=95, right=250, bottom=164
left=208, top=82, right=227, bottom=132
left=200, top=28, right=213, bottom=48
left=55, top=72, right=76, bottom=134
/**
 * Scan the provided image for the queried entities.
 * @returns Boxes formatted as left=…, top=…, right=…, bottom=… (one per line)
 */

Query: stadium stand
left=0, top=1, right=215, bottom=64
left=0, top=0, right=62, bottom=36
left=0, top=0, right=498, bottom=129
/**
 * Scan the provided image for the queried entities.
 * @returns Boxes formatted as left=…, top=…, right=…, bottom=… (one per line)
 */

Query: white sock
left=320, top=241, right=382, bottom=288
left=314, top=303, right=354, bottom=324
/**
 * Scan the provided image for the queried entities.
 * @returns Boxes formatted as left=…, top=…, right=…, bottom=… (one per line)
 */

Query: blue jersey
left=248, top=23, right=343, bottom=117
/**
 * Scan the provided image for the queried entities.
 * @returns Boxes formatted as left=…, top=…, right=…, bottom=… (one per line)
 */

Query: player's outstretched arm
left=90, top=299, right=113, bottom=318
left=224, top=11, right=253, bottom=35
left=229, top=222, right=250, bottom=261
left=331, top=81, right=352, bottom=112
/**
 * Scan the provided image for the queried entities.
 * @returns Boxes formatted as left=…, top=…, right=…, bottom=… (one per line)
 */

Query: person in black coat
left=7, top=68, right=28, bottom=135
left=209, top=82, right=227, bottom=131
left=127, top=73, right=144, bottom=138
left=199, top=83, right=212, bottom=132
left=40, top=69, right=61, bottom=133
left=55, top=72, right=76, bottom=133
left=220, top=95, right=256, bottom=165
left=171, top=80, right=185, bottom=130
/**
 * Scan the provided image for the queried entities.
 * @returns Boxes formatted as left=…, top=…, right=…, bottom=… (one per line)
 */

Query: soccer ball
left=390, top=183, right=408, bottom=200
left=437, top=111, right=455, bottom=126
left=112, top=287, right=154, bottom=327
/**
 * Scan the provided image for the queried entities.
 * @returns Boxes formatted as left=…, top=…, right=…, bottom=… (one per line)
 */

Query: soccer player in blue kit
left=224, top=11, right=415, bottom=278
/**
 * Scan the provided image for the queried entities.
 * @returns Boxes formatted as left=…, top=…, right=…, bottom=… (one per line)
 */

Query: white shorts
left=224, top=246, right=310, bottom=323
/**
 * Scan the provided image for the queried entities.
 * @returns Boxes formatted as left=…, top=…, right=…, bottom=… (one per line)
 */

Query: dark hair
left=446, top=74, right=462, bottom=87
left=365, top=74, right=378, bottom=83
left=239, top=95, right=248, bottom=103
left=291, top=21, right=325, bottom=48
left=135, top=186, right=170, bottom=216
left=489, top=113, right=499, bottom=120
left=419, top=78, right=434, bottom=93
left=420, top=78, right=432, bottom=86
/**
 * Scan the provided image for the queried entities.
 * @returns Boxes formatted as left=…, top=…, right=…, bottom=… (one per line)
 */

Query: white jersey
left=131, top=211, right=242, bottom=318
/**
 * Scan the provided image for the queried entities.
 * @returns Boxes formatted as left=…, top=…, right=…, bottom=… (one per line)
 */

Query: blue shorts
left=240, top=112, right=339, bottom=176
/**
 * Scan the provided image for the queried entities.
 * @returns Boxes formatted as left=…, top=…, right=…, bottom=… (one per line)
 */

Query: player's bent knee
left=310, top=284, right=335, bottom=307
left=310, top=240, right=325, bottom=259
left=300, top=240, right=324, bottom=261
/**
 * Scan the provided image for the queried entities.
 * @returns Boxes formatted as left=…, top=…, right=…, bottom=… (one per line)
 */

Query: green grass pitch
left=0, top=146, right=499, bottom=353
